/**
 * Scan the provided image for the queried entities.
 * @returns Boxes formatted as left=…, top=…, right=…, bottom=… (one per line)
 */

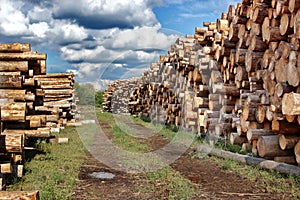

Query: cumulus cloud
left=0, top=0, right=181, bottom=85
left=0, top=0, right=29, bottom=36
left=104, top=25, right=178, bottom=50
left=52, top=0, right=160, bottom=29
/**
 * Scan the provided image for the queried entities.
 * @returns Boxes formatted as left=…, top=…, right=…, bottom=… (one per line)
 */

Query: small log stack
left=104, top=0, right=300, bottom=168
left=0, top=43, right=78, bottom=193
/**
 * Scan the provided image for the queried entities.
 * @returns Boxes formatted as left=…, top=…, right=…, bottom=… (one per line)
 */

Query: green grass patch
left=98, top=112, right=195, bottom=199
left=211, top=156, right=300, bottom=199
left=130, top=115, right=177, bottom=140
left=141, top=167, right=195, bottom=200
left=111, top=124, right=151, bottom=152
left=8, top=126, right=86, bottom=199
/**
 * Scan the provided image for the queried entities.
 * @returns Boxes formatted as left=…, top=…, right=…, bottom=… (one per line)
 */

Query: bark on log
left=3, top=128, right=51, bottom=137
left=230, top=132, right=248, bottom=145
left=247, top=129, right=276, bottom=141
left=0, top=75, right=22, bottom=88
left=198, top=145, right=300, bottom=176
left=0, top=61, right=28, bottom=72
left=0, top=52, right=46, bottom=61
left=257, top=135, right=293, bottom=157
left=0, top=133, right=24, bottom=153
left=0, top=191, right=39, bottom=200
left=279, top=134, right=300, bottom=150
left=0, top=43, right=30, bottom=52
left=274, top=156, right=297, bottom=165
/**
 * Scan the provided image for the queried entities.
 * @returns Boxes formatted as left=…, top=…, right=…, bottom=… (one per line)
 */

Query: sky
left=0, top=0, right=240, bottom=90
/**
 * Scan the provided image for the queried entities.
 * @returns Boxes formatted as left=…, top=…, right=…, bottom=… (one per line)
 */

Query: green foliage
left=75, top=82, right=95, bottom=105
left=74, top=82, right=104, bottom=107
left=95, top=91, right=104, bottom=107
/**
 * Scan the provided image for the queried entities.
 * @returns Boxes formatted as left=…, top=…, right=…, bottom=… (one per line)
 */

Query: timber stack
left=0, top=43, right=78, bottom=193
left=104, top=0, right=300, bottom=168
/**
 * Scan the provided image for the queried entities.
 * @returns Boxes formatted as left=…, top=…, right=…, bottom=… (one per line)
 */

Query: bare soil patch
left=73, top=119, right=290, bottom=199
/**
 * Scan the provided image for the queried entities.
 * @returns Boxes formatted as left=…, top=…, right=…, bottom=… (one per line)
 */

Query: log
left=3, top=128, right=51, bottom=138
left=275, top=82, right=294, bottom=97
left=0, top=133, right=24, bottom=153
left=0, top=75, right=22, bottom=88
left=272, top=120, right=300, bottom=134
left=198, top=145, right=300, bottom=176
left=255, top=105, right=266, bottom=123
left=275, top=57, right=288, bottom=83
left=0, top=191, right=39, bottom=200
left=253, top=5, right=269, bottom=24
left=0, top=43, right=30, bottom=52
left=289, top=0, right=300, bottom=13
left=280, top=14, right=292, bottom=36
left=295, top=140, right=300, bottom=165
left=274, top=156, right=297, bottom=165
left=279, top=134, right=300, bottom=150
left=247, top=129, right=275, bottom=141
left=0, top=90, right=35, bottom=101
left=257, top=135, right=293, bottom=157
left=0, top=163, right=12, bottom=174
left=0, top=61, right=28, bottom=72
left=287, top=51, right=300, bottom=87
left=0, top=52, right=46, bottom=60
left=230, top=132, right=248, bottom=145
left=242, top=143, right=252, bottom=151
left=0, top=102, right=26, bottom=121
left=249, top=36, right=268, bottom=51
left=245, top=50, right=263, bottom=72
left=282, top=92, right=300, bottom=115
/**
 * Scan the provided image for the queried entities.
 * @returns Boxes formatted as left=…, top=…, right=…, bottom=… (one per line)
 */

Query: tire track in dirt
left=73, top=118, right=290, bottom=199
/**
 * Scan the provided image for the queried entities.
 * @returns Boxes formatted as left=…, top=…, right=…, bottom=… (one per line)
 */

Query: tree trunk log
left=282, top=92, right=300, bottom=115
left=257, top=135, right=293, bottom=157
left=279, top=134, right=300, bottom=150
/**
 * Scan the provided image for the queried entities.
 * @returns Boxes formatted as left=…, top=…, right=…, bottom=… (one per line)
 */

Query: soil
left=73, top=119, right=291, bottom=200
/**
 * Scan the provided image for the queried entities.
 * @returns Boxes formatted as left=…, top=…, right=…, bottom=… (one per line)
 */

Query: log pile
left=104, top=0, right=300, bottom=168
left=0, top=43, right=78, bottom=191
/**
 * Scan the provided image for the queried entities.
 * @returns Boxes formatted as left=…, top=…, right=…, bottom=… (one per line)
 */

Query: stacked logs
left=104, top=0, right=300, bottom=167
left=104, top=79, right=139, bottom=114
left=0, top=43, right=78, bottom=191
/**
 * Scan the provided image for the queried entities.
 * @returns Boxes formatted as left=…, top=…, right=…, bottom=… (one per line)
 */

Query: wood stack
left=104, top=0, right=300, bottom=167
left=0, top=43, right=78, bottom=191
left=104, top=79, right=139, bottom=114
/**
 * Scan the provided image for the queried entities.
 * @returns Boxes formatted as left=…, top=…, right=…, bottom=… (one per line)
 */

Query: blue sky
left=0, top=0, right=239, bottom=89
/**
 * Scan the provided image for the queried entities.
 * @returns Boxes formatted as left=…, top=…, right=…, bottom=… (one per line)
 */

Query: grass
left=130, top=115, right=178, bottom=140
left=208, top=156, right=300, bottom=199
left=111, top=124, right=151, bottom=152
left=96, top=111, right=196, bottom=199
left=9, top=110, right=300, bottom=199
left=8, top=126, right=86, bottom=199
left=140, top=167, right=195, bottom=199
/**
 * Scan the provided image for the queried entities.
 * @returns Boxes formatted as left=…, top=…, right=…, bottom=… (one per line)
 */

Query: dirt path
left=73, top=119, right=290, bottom=199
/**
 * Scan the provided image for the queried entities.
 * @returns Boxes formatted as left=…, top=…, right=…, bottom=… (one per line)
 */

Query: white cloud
left=29, top=22, right=49, bottom=38
left=105, top=26, right=178, bottom=50
left=28, top=6, right=52, bottom=23
left=49, top=21, right=88, bottom=44
left=0, top=0, right=29, bottom=36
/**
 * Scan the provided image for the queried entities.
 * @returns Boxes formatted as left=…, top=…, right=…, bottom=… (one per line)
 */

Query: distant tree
left=74, top=82, right=104, bottom=107
left=74, top=83, right=95, bottom=105
left=95, top=91, right=104, bottom=107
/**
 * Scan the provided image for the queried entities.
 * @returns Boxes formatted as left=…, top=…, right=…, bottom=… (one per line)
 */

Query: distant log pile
left=104, top=0, right=300, bottom=168
left=0, top=43, right=78, bottom=193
